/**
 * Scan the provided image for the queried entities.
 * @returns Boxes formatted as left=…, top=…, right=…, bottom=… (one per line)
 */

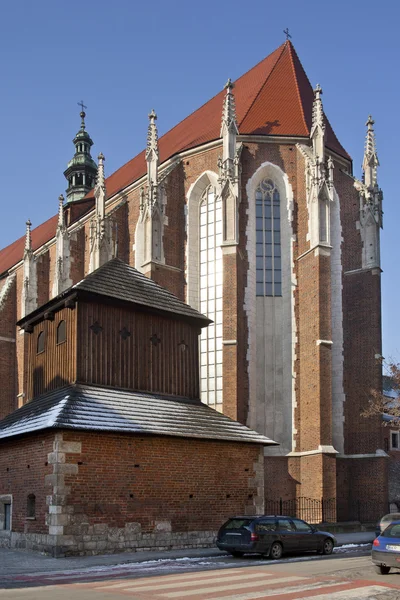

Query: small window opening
left=391, top=432, right=399, bottom=450
left=56, top=320, right=67, bottom=345
left=37, top=331, right=45, bottom=354
left=4, top=503, right=11, bottom=530
left=27, top=494, right=35, bottom=519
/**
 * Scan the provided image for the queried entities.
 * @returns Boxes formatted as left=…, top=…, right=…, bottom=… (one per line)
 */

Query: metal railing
left=265, top=497, right=336, bottom=524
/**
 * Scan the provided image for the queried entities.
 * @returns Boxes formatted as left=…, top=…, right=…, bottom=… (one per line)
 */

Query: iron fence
left=266, top=497, right=389, bottom=524
left=265, top=497, right=336, bottom=524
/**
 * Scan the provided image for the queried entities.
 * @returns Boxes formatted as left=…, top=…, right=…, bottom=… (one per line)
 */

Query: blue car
left=372, top=520, right=400, bottom=574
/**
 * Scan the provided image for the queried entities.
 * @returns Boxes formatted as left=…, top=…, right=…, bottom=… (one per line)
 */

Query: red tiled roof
left=0, top=42, right=349, bottom=277
left=0, top=214, right=58, bottom=278
left=0, top=200, right=94, bottom=278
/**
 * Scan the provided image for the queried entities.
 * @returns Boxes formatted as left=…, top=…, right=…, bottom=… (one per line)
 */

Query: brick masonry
left=0, top=430, right=264, bottom=556
left=0, top=135, right=387, bottom=521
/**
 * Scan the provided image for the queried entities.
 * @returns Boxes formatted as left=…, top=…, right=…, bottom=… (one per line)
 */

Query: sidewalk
left=0, top=531, right=374, bottom=577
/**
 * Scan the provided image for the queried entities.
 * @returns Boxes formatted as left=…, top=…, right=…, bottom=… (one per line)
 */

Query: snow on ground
left=2, top=543, right=373, bottom=582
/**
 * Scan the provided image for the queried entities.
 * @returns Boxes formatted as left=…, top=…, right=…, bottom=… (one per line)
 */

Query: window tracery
left=199, top=186, right=223, bottom=407
left=255, top=178, right=282, bottom=296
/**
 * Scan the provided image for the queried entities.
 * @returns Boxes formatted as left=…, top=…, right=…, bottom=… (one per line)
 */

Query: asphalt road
left=1, top=549, right=400, bottom=599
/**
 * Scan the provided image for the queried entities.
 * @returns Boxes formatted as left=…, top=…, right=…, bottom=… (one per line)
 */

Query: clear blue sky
left=0, top=0, right=398, bottom=361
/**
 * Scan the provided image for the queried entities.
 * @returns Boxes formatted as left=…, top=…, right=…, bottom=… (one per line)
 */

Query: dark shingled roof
left=0, top=384, right=276, bottom=446
left=18, top=258, right=210, bottom=327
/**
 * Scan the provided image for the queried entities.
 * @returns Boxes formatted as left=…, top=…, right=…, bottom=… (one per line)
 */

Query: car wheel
left=230, top=551, right=244, bottom=558
left=375, top=565, right=391, bottom=575
left=270, top=542, right=283, bottom=560
left=322, top=538, right=334, bottom=555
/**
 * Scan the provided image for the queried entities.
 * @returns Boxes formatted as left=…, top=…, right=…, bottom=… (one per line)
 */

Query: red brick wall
left=0, top=430, right=262, bottom=536
left=342, top=269, right=383, bottom=454
left=337, top=457, right=387, bottom=521
left=0, top=433, right=53, bottom=534
left=265, top=457, right=298, bottom=501
left=60, top=431, right=261, bottom=532
left=222, top=250, right=239, bottom=421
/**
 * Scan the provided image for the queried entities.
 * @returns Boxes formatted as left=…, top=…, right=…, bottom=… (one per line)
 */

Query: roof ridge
left=238, top=42, right=287, bottom=128
left=162, top=44, right=292, bottom=144
left=287, top=42, right=310, bottom=135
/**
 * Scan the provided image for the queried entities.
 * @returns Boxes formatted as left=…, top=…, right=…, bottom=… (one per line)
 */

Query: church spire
left=310, top=84, right=325, bottom=161
left=24, top=219, right=32, bottom=254
left=52, top=194, right=72, bottom=297
left=363, top=115, right=379, bottom=189
left=146, top=109, right=159, bottom=190
left=22, top=219, right=37, bottom=317
left=63, top=104, right=98, bottom=203
left=94, top=152, right=106, bottom=221
left=89, top=153, right=114, bottom=272
left=57, top=194, right=65, bottom=230
left=218, top=79, right=242, bottom=246
left=220, top=78, right=239, bottom=167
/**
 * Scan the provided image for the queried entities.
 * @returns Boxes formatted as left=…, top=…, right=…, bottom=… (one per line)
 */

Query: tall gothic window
left=319, top=193, right=329, bottom=243
left=199, top=186, right=223, bottom=408
left=256, top=178, right=281, bottom=296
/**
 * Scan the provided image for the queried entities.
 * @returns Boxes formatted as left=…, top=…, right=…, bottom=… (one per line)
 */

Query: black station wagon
left=216, top=515, right=336, bottom=559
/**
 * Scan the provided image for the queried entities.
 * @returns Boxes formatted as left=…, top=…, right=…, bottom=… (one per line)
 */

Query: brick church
left=0, top=40, right=388, bottom=551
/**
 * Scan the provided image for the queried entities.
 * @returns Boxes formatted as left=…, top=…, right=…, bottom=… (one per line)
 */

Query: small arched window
left=255, top=178, right=281, bottom=297
left=56, top=320, right=67, bottom=345
left=37, top=331, right=45, bottom=354
left=27, top=494, right=35, bottom=518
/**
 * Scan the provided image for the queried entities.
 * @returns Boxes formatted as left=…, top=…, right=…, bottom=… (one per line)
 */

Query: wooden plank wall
left=77, top=301, right=200, bottom=399
left=27, top=307, right=77, bottom=400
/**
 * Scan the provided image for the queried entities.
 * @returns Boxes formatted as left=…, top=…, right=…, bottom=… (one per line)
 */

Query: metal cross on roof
left=283, top=28, right=292, bottom=41
left=78, top=100, right=87, bottom=112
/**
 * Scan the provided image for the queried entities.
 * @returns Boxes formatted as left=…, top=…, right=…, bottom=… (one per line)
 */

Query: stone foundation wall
left=2, top=526, right=217, bottom=557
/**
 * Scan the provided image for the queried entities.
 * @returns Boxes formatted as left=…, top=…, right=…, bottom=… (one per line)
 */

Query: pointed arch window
left=56, top=320, right=66, bottom=345
left=37, top=331, right=45, bottom=354
left=255, top=178, right=281, bottom=296
left=199, top=186, right=223, bottom=407
left=319, top=191, right=329, bottom=243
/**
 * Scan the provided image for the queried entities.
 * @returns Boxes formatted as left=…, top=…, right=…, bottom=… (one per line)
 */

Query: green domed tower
left=64, top=105, right=98, bottom=202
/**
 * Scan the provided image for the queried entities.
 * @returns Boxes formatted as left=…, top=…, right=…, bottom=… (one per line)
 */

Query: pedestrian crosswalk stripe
left=293, top=585, right=394, bottom=599
left=193, top=581, right=360, bottom=600
left=96, top=572, right=272, bottom=592
left=98, top=572, right=276, bottom=592
left=129, top=575, right=306, bottom=597
left=86, top=567, right=247, bottom=588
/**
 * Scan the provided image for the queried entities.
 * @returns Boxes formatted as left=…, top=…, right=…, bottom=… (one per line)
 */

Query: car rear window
left=383, top=522, right=400, bottom=537
left=224, top=518, right=253, bottom=529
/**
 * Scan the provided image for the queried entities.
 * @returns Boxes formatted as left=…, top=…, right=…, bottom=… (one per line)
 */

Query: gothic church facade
left=0, top=41, right=386, bottom=518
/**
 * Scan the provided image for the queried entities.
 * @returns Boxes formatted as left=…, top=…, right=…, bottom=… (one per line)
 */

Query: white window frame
left=391, top=430, right=400, bottom=450
left=0, top=495, right=12, bottom=535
